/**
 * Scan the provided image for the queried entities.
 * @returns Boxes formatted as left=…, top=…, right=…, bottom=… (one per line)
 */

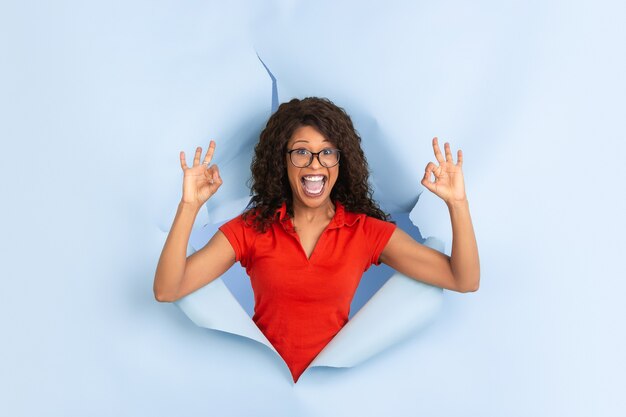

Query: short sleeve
left=362, top=216, right=397, bottom=266
left=218, top=215, right=256, bottom=267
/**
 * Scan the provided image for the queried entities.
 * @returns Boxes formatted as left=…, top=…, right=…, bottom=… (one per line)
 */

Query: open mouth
left=300, top=174, right=327, bottom=197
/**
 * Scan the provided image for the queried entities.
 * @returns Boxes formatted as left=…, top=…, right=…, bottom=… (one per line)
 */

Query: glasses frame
left=286, top=148, right=341, bottom=168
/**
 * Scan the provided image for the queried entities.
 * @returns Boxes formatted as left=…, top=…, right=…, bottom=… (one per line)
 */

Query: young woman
left=153, top=97, right=480, bottom=382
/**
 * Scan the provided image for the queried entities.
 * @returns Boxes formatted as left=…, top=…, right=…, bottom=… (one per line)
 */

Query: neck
left=292, top=199, right=336, bottom=224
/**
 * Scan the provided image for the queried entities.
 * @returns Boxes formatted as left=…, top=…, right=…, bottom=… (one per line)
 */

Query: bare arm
left=447, top=198, right=480, bottom=292
left=378, top=137, right=480, bottom=293
left=379, top=198, right=480, bottom=293
left=153, top=201, right=237, bottom=302
left=153, top=140, right=234, bottom=302
left=153, top=201, right=199, bottom=302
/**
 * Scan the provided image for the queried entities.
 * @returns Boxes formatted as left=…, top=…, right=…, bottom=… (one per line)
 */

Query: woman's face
left=285, top=125, right=339, bottom=211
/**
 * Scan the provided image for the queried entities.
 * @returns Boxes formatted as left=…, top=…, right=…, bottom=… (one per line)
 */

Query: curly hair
left=243, top=97, right=392, bottom=232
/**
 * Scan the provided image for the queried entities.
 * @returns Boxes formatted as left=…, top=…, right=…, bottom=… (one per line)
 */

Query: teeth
left=302, top=175, right=325, bottom=181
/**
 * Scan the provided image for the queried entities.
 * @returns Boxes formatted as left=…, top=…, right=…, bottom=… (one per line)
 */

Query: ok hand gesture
left=421, top=137, right=467, bottom=205
left=179, top=140, right=223, bottom=206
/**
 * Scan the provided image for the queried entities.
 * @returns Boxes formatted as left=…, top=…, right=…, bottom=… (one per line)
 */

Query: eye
left=321, top=149, right=335, bottom=155
left=294, top=148, right=310, bottom=156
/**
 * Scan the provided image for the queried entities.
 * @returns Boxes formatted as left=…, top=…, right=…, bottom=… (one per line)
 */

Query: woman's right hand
left=179, top=140, right=223, bottom=206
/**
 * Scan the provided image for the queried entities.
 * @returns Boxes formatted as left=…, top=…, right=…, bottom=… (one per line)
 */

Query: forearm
left=153, top=200, right=202, bottom=301
left=447, top=198, right=480, bottom=292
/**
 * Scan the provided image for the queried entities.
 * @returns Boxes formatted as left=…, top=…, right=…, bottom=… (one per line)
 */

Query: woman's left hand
left=421, top=137, right=467, bottom=205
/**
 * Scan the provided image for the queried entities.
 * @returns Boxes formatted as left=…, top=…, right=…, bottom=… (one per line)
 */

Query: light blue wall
left=1, top=0, right=625, bottom=416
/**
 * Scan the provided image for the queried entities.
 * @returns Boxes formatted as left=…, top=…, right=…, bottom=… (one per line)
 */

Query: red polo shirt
left=219, top=200, right=396, bottom=382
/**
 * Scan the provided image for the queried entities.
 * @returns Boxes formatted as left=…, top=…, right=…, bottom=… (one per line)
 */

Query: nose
left=309, top=153, right=324, bottom=169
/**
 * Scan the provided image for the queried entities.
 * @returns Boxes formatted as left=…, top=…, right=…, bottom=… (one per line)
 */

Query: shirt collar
left=276, top=200, right=361, bottom=230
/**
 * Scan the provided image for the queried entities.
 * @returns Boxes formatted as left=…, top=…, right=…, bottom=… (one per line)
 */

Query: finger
left=210, top=173, right=218, bottom=185
left=180, top=151, right=188, bottom=170
left=444, top=142, right=453, bottom=163
left=457, top=149, right=463, bottom=167
left=205, top=165, right=216, bottom=183
left=213, top=164, right=222, bottom=181
left=202, top=140, right=216, bottom=167
left=422, top=163, right=435, bottom=183
left=424, top=161, right=437, bottom=176
left=432, top=137, right=445, bottom=164
left=213, top=167, right=223, bottom=187
left=193, top=146, right=202, bottom=167
left=421, top=170, right=435, bottom=191
left=206, top=164, right=222, bottom=185
left=422, top=169, right=432, bottom=184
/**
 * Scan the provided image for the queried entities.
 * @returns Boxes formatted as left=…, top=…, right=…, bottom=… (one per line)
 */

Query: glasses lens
left=319, top=149, right=340, bottom=167
left=290, top=149, right=312, bottom=167
left=289, top=149, right=340, bottom=167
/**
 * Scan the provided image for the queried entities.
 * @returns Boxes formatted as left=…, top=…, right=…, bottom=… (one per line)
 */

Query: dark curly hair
left=243, top=97, right=392, bottom=232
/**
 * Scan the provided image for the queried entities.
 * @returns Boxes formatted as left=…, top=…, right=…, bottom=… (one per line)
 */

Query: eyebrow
left=292, top=138, right=329, bottom=145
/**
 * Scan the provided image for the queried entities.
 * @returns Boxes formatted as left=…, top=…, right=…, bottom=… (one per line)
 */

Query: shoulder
left=219, top=210, right=261, bottom=238
left=341, top=207, right=396, bottom=239
left=341, top=206, right=394, bottom=230
left=361, top=215, right=397, bottom=234
left=218, top=210, right=263, bottom=263
left=341, top=208, right=396, bottom=266
left=342, top=209, right=365, bottom=227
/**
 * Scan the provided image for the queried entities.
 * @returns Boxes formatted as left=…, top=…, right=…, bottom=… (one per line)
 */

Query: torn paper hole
left=163, top=55, right=444, bottom=383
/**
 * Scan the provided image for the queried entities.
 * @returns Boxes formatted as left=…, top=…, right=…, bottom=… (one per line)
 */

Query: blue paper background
left=1, top=0, right=625, bottom=416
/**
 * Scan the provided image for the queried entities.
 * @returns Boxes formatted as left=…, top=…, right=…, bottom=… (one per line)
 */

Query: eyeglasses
left=286, top=148, right=341, bottom=168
